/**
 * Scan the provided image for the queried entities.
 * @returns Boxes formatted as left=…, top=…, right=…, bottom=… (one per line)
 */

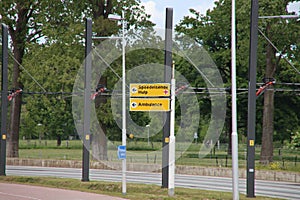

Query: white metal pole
left=168, top=63, right=176, bottom=196
left=121, top=10, right=127, bottom=195
left=231, top=0, right=239, bottom=199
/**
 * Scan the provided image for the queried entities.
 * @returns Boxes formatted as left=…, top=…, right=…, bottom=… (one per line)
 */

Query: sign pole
left=231, top=0, right=240, bottom=199
left=0, top=24, right=8, bottom=176
left=121, top=10, right=127, bottom=195
left=168, top=62, right=176, bottom=196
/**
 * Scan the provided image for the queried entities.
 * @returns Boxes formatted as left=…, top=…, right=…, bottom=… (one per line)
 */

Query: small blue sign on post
left=117, top=145, right=126, bottom=159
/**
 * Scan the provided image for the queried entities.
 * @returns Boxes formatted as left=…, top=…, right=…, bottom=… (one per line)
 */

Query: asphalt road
left=6, top=165, right=300, bottom=199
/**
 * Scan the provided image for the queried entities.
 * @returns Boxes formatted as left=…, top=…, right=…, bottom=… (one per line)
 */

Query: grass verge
left=18, top=140, right=300, bottom=172
left=0, top=176, right=280, bottom=200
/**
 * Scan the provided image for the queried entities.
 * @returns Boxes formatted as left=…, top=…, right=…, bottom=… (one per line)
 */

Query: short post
left=194, top=132, right=198, bottom=144
left=146, top=124, right=150, bottom=146
left=226, top=155, right=228, bottom=167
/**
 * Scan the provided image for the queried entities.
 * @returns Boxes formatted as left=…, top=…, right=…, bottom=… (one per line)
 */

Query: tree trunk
left=91, top=125, right=108, bottom=160
left=6, top=3, right=29, bottom=157
left=7, top=44, right=24, bottom=158
left=7, top=95, right=22, bottom=157
left=93, top=77, right=108, bottom=160
left=88, top=0, right=115, bottom=161
left=260, top=89, right=274, bottom=163
left=57, top=135, right=62, bottom=146
left=92, top=0, right=113, bottom=19
left=260, top=24, right=275, bottom=164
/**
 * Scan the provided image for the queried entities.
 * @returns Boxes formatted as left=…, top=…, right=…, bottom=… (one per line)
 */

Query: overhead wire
left=1, top=86, right=299, bottom=102
left=92, top=45, right=132, bottom=90
left=258, top=28, right=300, bottom=75
left=93, top=46, right=122, bottom=81
left=8, top=53, right=47, bottom=92
left=3, top=42, right=299, bottom=99
left=173, top=42, right=216, bottom=88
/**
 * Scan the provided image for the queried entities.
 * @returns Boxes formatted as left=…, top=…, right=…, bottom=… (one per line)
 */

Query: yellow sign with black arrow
left=130, top=98, right=170, bottom=112
left=130, top=83, right=170, bottom=97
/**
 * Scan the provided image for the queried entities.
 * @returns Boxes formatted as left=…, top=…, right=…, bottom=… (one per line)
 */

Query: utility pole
left=82, top=18, right=92, bottom=182
left=247, top=0, right=259, bottom=197
left=0, top=24, right=8, bottom=176
left=162, top=7, right=173, bottom=188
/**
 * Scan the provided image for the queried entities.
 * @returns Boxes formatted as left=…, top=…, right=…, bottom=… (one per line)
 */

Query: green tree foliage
left=0, top=0, right=155, bottom=155
left=289, top=131, right=300, bottom=149
left=176, top=0, right=300, bottom=161
left=21, top=43, right=81, bottom=145
left=0, top=0, right=84, bottom=156
left=86, top=0, right=155, bottom=160
left=176, top=0, right=250, bottom=154
left=257, top=0, right=300, bottom=163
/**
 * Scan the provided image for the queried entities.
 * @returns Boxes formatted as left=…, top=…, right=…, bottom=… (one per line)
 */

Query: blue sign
left=117, top=145, right=126, bottom=159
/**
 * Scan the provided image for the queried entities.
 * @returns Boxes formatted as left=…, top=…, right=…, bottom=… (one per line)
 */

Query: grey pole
left=247, top=0, right=259, bottom=197
left=82, top=18, right=92, bottom=182
left=0, top=24, right=8, bottom=176
left=162, top=7, right=173, bottom=188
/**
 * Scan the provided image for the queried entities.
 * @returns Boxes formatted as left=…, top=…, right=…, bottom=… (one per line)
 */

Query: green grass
left=19, top=149, right=82, bottom=160
left=0, top=176, right=281, bottom=200
left=17, top=140, right=300, bottom=172
left=19, top=139, right=83, bottom=149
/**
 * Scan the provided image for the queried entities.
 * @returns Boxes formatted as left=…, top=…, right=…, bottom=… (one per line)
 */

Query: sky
left=140, top=0, right=217, bottom=28
left=140, top=0, right=300, bottom=28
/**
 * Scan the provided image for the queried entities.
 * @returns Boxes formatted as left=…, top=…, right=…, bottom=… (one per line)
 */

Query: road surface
left=6, top=165, right=300, bottom=199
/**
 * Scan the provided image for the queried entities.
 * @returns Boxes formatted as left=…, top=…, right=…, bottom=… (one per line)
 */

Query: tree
left=0, top=0, right=154, bottom=157
left=0, top=1, right=66, bottom=157
left=176, top=0, right=300, bottom=162
left=21, top=42, right=81, bottom=146
left=176, top=0, right=249, bottom=155
left=258, top=0, right=300, bottom=163
left=83, top=0, right=155, bottom=160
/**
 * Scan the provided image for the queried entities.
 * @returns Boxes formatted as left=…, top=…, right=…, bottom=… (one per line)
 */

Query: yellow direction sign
left=130, top=83, right=170, bottom=97
left=130, top=98, right=170, bottom=111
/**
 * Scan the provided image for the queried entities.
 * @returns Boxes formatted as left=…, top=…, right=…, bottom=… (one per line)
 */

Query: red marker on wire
left=8, top=89, right=23, bottom=101
left=256, top=80, right=275, bottom=97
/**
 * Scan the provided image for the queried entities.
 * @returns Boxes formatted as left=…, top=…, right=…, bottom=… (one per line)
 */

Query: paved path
left=0, top=183, right=127, bottom=200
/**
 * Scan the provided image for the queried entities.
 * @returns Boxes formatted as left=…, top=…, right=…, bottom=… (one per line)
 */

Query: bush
left=289, top=131, right=300, bottom=150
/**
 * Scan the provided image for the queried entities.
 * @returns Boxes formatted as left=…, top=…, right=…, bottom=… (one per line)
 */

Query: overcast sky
left=140, top=0, right=300, bottom=28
